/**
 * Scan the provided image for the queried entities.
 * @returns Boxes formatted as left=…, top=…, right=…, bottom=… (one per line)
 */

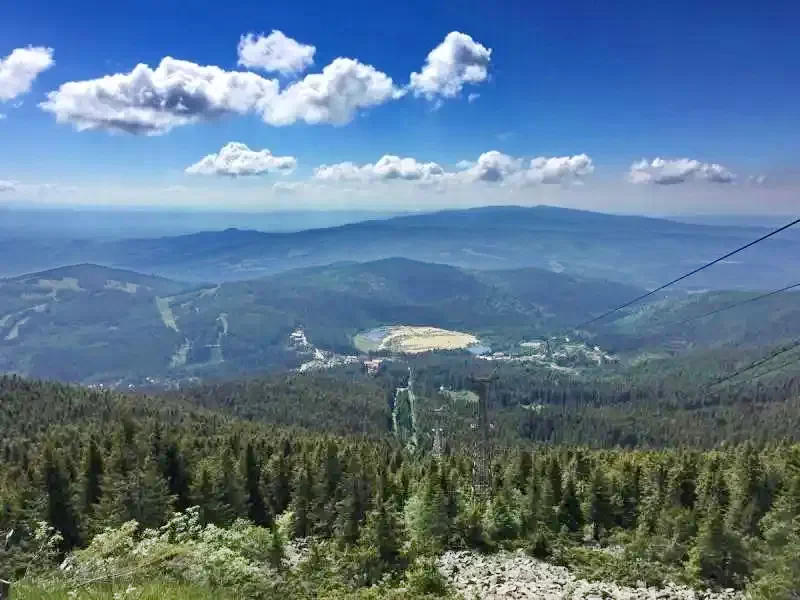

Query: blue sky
left=1, top=0, right=799, bottom=214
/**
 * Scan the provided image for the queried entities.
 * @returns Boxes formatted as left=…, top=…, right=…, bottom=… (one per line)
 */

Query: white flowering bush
left=61, top=507, right=277, bottom=597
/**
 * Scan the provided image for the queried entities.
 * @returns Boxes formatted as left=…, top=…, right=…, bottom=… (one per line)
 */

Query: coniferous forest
left=1, top=368, right=800, bottom=599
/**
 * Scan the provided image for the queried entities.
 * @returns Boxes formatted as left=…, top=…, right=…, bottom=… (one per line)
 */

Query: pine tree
left=484, top=482, right=521, bottom=543
left=81, top=437, right=104, bottom=514
left=290, top=455, right=314, bottom=538
left=242, top=443, right=269, bottom=526
left=334, top=467, right=366, bottom=546
left=41, top=445, right=82, bottom=550
left=264, top=450, right=291, bottom=517
left=217, top=449, right=244, bottom=525
left=522, top=467, right=541, bottom=536
left=192, top=463, right=226, bottom=525
left=539, top=469, right=560, bottom=533
left=405, top=461, right=450, bottom=553
left=747, top=475, right=800, bottom=599
left=587, top=466, right=612, bottom=541
left=162, top=440, right=191, bottom=511
left=97, top=459, right=174, bottom=529
left=614, top=460, right=640, bottom=530
left=558, top=475, right=584, bottom=535
left=360, top=486, right=402, bottom=567
left=311, top=441, right=342, bottom=537
left=727, top=443, right=771, bottom=537
left=267, top=525, right=286, bottom=570
left=545, top=456, right=563, bottom=507
left=687, top=498, right=750, bottom=587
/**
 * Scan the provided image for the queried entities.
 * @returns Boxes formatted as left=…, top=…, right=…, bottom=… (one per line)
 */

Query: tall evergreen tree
left=81, top=437, right=103, bottom=514
left=558, top=475, right=584, bottom=534
left=587, top=466, right=612, bottom=541
left=242, top=443, right=269, bottom=526
left=41, top=445, right=82, bottom=550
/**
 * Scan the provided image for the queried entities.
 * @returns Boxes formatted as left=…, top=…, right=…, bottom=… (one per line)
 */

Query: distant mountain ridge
left=3, top=205, right=799, bottom=290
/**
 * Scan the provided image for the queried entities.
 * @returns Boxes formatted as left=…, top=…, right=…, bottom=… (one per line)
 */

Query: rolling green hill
left=0, top=259, right=642, bottom=383
left=0, top=264, right=190, bottom=382
left=4, top=258, right=799, bottom=385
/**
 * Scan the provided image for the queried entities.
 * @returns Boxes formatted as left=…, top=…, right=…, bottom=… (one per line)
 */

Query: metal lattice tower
left=431, top=406, right=446, bottom=459
left=469, top=373, right=496, bottom=499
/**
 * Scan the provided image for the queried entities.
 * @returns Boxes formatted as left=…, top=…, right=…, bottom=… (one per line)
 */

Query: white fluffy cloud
left=41, top=54, right=401, bottom=133
left=237, top=31, right=315, bottom=75
left=40, top=57, right=280, bottom=135
left=263, top=58, right=403, bottom=126
left=628, top=157, right=735, bottom=185
left=313, top=152, right=593, bottom=189
left=409, top=32, right=491, bottom=102
left=748, top=174, right=767, bottom=185
left=186, top=142, right=296, bottom=176
left=0, top=46, right=54, bottom=102
left=457, top=152, right=594, bottom=185
left=525, top=154, right=594, bottom=184
left=0, top=180, right=16, bottom=192
left=314, top=155, right=444, bottom=183
left=460, top=150, right=522, bottom=182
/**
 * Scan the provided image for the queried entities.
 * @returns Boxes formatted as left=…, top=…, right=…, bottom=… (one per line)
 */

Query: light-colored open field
left=354, top=325, right=479, bottom=354
left=155, top=297, right=179, bottom=332
left=105, top=279, right=140, bottom=294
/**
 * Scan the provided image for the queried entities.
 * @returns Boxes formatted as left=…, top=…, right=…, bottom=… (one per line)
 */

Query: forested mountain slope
left=1, top=374, right=799, bottom=598
left=4, top=206, right=799, bottom=290
left=0, top=259, right=643, bottom=383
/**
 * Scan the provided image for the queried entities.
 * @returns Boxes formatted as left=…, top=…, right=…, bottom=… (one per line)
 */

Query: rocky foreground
left=437, top=550, right=744, bottom=600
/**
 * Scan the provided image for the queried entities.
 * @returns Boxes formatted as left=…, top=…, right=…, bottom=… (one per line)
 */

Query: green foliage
left=2, top=374, right=800, bottom=596
left=404, top=556, right=450, bottom=597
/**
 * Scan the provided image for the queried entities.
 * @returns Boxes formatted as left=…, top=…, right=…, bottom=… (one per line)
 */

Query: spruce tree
left=162, top=440, right=191, bottom=511
left=405, top=461, right=450, bottom=553
left=242, top=443, right=269, bottom=526
left=41, top=445, right=82, bottom=550
left=558, top=475, right=584, bottom=535
left=587, top=466, right=612, bottom=541
left=81, top=437, right=104, bottom=514
left=290, top=455, right=314, bottom=538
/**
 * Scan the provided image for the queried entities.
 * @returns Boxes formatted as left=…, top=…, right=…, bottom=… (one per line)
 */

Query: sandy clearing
left=4, top=316, right=30, bottom=341
left=375, top=326, right=479, bottom=354
left=105, top=280, right=140, bottom=294
left=170, top=338, right=192, bottom=367
left=155, top=297, right=179, bottom=332
left=37, top=277, right=83, bottom=298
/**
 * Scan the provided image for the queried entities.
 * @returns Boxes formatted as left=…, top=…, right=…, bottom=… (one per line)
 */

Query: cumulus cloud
left=186, top=142, right=296, bottom=176
left=467, top=93, right=480, bottom=103
left=313, top=152, right=593, bottom=189
left=0, top=180, right=16, bottom=192
left=409, top=32, right=491, bottom=102
left=748, top=174, right=767, bottom=185
left=525, top=154, right=594, bottom=184
left=314, top=155, right=444, bottom=183
left=0, top=46, right=54, bottom=102
left=455, top=152, right=592, bottom=185
left=460, top=150, right=522, bottom=183
left=237, top=31, right=315, bottom=75
left=40, top=57, right=280, bottom=135
left=263, top=58, right=403, bottom=126
left=628, top=157, right=735, bottom=185
left=41, top=54, right=402, bottom=134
